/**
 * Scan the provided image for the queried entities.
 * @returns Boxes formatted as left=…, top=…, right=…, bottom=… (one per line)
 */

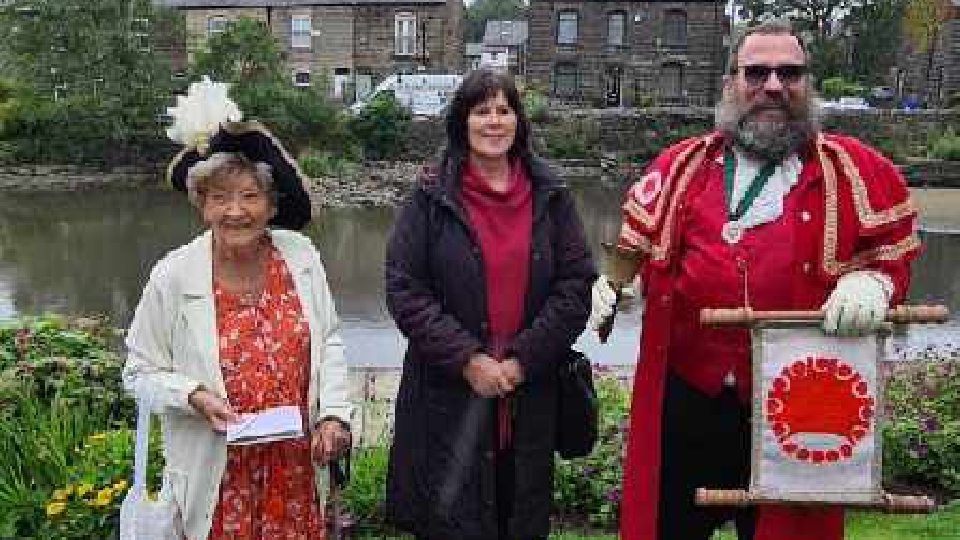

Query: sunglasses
left=735, top=64, right=807, bottom=86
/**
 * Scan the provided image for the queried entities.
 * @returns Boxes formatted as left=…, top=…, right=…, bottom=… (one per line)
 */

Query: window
left=553, top=62, right=579, bottom=96
left=607, top=11, right=625, bottom=47
left=557, top=10, right=577, bottom=45
left=293, top=69, right=311, bottom=87
left=660, top=62, right=683, bottom=98
left=395, top=12, right=416, bottom=55
left=663, top=9, right=687, bottom=47
left=206, top=16, right=227, bottom=37
left=291, top=15, right=312, bottom=49
left=131, top=17, right=150, bottom=52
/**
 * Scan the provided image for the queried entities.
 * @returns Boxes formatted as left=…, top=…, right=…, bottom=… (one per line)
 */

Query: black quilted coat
left=384, top=157, right=596, bottom=540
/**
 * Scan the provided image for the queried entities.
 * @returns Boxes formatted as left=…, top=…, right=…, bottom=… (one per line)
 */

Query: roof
left=154, top=0, right=445, bottom=7
left=482, top=20, right=527, bottom=47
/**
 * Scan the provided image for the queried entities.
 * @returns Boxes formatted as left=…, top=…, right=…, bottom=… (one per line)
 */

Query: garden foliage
left=0, top=317, right=957, bottom=537
left=882, top=350, right=960, bottom=500
left=928, top=130, right=960, bottom=161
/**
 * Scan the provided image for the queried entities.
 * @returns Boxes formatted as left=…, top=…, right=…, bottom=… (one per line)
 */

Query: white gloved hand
left=822, top=271, right=893, bottom=336
left=588, top=276, right=618, bottom=332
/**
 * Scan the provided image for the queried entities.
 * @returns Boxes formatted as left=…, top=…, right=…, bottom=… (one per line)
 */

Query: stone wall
left=399, top=108, right=960, bottom=164
left=526, top=0, right=726, bottom=107
left=903, top=158, right=960, bottom=188
left=0, top=166, right=158, bottom=191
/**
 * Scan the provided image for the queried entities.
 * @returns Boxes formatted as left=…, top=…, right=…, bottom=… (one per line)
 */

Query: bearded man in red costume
left=590, top=20, right=920, bottom=540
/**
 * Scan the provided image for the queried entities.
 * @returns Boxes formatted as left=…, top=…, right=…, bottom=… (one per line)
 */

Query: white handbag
left=119, top=398, right=186, bottom=540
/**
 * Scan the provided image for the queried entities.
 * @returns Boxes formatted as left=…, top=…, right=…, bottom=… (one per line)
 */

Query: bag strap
left=132, top=397, right=152, bottom=491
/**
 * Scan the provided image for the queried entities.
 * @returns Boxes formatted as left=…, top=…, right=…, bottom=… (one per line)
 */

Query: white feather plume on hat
left=165, top=76, right=243, bottom=154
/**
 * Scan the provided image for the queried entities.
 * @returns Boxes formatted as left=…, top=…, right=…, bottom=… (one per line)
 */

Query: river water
left=0, top=183, right=957, bottom=366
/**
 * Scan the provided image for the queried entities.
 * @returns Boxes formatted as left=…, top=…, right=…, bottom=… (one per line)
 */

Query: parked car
left=823, top=96, right=873, bottom=111
left=349, top=74, right=463, bottom=117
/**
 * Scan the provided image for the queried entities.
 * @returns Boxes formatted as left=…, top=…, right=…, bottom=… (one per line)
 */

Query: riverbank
left=2, top=162, right=959, bottom=230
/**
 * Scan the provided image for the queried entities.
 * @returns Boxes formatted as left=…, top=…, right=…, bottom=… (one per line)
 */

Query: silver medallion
left=721, top=221, right=743, bottom=244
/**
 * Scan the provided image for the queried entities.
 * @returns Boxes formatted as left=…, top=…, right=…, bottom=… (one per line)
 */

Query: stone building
left=157, top=0, right=464, bottom=101
left=481, top=20, right=528, bottom=75
left=525, top=0, right=727, bottom=107
left=896, top=0, right=959, bottom=107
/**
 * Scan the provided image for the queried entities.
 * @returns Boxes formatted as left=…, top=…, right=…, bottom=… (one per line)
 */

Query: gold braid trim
left=820, top=138, right=917, bottom=228
left=618, top=224, right=655, bottom=257
left=817, top=135, right=919, bottom=276
left=647, top=133, right=719, bottom=261
left=623, top=134, right=716, bottom=230
left=835, top=233, right=922, bottom=274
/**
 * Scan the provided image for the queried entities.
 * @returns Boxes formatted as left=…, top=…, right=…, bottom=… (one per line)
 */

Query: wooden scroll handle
left=696, top=489, right=937, bottom=514
left=695, top=488, right=752, bottom=507
left=882, top=493, right=937, bottom=514
left=700, top=304, right=951, bottom=327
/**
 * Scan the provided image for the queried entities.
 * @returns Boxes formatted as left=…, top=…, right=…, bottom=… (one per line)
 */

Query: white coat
left=122, top=228, right=353, bottom=540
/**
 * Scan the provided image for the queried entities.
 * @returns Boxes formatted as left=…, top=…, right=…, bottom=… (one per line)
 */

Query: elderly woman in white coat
left=123, top=120, right=352, bottom=540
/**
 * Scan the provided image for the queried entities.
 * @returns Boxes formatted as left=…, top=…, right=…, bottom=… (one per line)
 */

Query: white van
left=350, top=74, right=463, bottom=116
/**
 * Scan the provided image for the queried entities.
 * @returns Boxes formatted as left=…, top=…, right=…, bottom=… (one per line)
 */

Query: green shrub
left=928, top=130, right=960, bottom=161
left=522, top=85, right=549, bottom=123
left=0, top=390, right=120, bottom=537
left=821, top=77, right=866, bottom=100
left=36, top=428, right=164, bottom=540
left=341, top=445, right=390, bottom=528
left=0, top=315, right=111, bottom=369
left=553, top=370, right=630, bottom=530
left=882, top=355, right=960, bottom=499
left=298, top=148, right=360, bottom=178
left=348, top=91, right=412, bottom=161
left=541, top=118, right=600, bottom=159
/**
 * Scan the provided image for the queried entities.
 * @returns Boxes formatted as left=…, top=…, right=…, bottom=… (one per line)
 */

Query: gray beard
left=715, top=92, right=822, bottom=162
left=735, top=118, right=808, bottom=162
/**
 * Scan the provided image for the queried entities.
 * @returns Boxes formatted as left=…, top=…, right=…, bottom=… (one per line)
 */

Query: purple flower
left=908, top=441, right=929, bottom=459
left=605, top=487, right=621, bottom=502
left=921, top=417, right=940, bottom=433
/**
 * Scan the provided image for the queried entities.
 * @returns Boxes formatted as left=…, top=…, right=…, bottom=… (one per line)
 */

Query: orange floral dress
left=208, top=246, right=324, bottom=540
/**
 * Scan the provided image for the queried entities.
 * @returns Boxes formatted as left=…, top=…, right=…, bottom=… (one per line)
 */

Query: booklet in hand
left=226, top=405, right=305, bottom=446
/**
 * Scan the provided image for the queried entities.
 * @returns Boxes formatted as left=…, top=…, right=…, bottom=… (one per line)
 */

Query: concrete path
left=913, top=188, right=960, bottom=231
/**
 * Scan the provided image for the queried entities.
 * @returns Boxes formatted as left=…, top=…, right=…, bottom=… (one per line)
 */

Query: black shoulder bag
left=555, top=348, right=598, bottom=459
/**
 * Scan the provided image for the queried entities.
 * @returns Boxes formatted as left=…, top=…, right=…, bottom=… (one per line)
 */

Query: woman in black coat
left=384, top=69, right=597, bottom=540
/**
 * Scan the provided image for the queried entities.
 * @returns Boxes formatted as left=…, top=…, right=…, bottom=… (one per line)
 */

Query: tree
left=902, top=0, right=950, bottom=103
left=188, top=17, right=349, bottom=156
left=0, top=0, right=182, bottom=164
left=736, top=0, right=857, bottom=81
left=465, top=0, right=526, bottom=43
left=0, top=0, right=178, bottom=106
left=189, top=17, right=286, bottom=86
left=845, top=0, right=908, bottom=85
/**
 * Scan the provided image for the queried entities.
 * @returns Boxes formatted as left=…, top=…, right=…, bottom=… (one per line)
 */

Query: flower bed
left=0, top=316, right=957, bottom=538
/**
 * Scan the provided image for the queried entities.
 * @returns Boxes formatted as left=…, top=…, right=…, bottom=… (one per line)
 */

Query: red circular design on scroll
left=765, top=356, right=874, bottom=464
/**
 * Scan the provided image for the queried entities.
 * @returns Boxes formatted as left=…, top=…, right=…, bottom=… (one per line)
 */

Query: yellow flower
left=51, top=486, right=73, bottom=501
left=112, top=479, right=129, bottom=492
left=91, top=487, right=113, bottom=507
left=76, top=483, right=94, bottom=497
left=45, top=501, right=67, bottom=517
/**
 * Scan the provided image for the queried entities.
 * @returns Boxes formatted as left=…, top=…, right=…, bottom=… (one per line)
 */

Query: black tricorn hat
left=167, top=121, right=312, bottom=231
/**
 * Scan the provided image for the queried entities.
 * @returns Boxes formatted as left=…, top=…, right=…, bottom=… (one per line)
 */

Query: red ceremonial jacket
left=617, top=131, right=919, bottom=540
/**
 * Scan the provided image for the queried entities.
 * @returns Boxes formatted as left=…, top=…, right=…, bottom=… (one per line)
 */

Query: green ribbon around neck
left=723, top=151, right=778, bottom=222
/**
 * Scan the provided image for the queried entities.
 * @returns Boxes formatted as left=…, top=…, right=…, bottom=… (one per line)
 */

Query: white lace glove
left=822, top=271, right=893, bottom=336
left=588, top=276, right=618, bottom=332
